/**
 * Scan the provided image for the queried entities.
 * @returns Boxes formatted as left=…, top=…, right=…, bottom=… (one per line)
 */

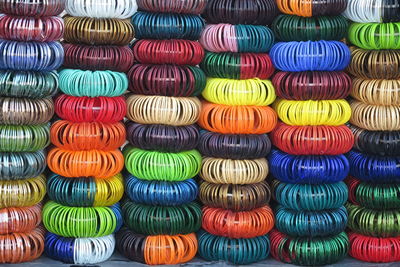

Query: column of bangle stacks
left=343, top=1, right=400, bottom=263
left=268, top=0, right=352, bottom=265
left=196, top=0, right=278, bottom=264
left=42, top=0, right=137, bottom=264
left=116, top=1, right=206, bottom=265
left=0, top=0, right=65, bottom=263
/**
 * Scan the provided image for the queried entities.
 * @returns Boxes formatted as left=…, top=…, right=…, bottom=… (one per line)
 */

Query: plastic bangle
left=128, top=64, right=206, bottom=97
left=269, top=149, right=350, bottom=184
left=351, top=78, right=400, bottom=106
left=272, top=71, right=352, bottom=100
left=126, top=121, right=199, bottom=153
left=132, top=12, right=204, bottom=40
left=43, top=201, right=122, bottom=238
left=0, top=150, right=46, bottom=180
left=64, top=16, right=134, bottom=45
left=199, top=181, right=271, bottom=211
left=0, top=204, right=41, bottom=235
left=202, top=78, right=276, bottom=106
left=0, top=227, right=45, bottom=264
left=270, top=123, right=354, bottom=155
left=270, top=41, right=351, bottom=72
left=272, top=179, right=348, bottom=211
left=0, top=175, right=46, bottom=208
left=198, top=102, right=277, bottom=134
left=63, top=44, right=134, bottom=72
left=197, top=230, right=270, bottom=265
left=198, top=130, right=271, bottom=159
left=202, top=206, right=274, bottom=239
left=55, top=95, right=126, bottom=124
left=343, top=0, right=400, bottom=22
left=200, top=52, right=274, bottom=79
left=45, top=233, right=115, bottom=264
left=47, top=148, right=124, bottom=179
left=348, top=22, right=400, bottom=50
left=200, top=24, right=274, bottom=53
left=133, top=39, right=204, bottom=65
left=51, top=120, right=126, bottom=151
left=47, top=173, right=124, bottom=207
left=0, top=124, right=50, bottom=152
left=125, top=174, right=198, bottom=206
left=276, top=0, right=347, bottom=16
left=124, top=146, right=201, bottom=182
left=0, top=0, right=65, bottom=16
left=65, top=0, right=137, bottom=18
left=137, top=0, right=206, bottom=14
left=270, top=229, right=349, bottom=265
left=126, top=95, right=201, bottom=126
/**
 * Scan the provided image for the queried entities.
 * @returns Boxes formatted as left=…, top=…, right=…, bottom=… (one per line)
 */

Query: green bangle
left=348, top=22, right=400, bottom=50
left=123, top=146, right=202, bottom=182
left=352, top=182, right=400, bottom=210
left=0, top=124, right=50, bottom=152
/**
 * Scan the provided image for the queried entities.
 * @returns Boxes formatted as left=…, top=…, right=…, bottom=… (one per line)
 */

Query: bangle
left=125, top=174, right=198, bottom=206
left=198, top=131, right=271, bottom=159
left=47, top=173, right=124, bottom=207
left=272, top=71, right=351, bottom=100
left=349, top=22, right=400, bottom=50
left=350, top=100, right=400, bottom=131
left=47, top=148, right=124, bottom=179
left=269, top=149, right=349, bottom=184
left=270, top=41, right=351, bottom=72
left=126, top=121, right=199, bottom=152
left=0, top=175, right=46, bottom=208
left=0, top=0, right=64, bottom=16
left=55, top=95, right=126, bottom=123
left=198, top=102, right=277, bottom=134
left=200, top=52, right=274, bottom=79
left=64, top=16, right=134, bottom=46
left=0, top=204, right=41, bottom=235
left=43, top=201, right=122, bottom=238
left=274, top=99, right=351, bottom=126
left=347, top=203, right=400, bottom=237
left=126, top=95, right=201, bottom=126
left=348, top=232, right=400, bottom=263
left=0, top=15, right=63, bottom=42
left=45, top=233, right=115, bottom=264
left=128, top=64, right=206, bottom=97
left=275, top=205, right=347, bottom=237
left=200, top=24, right=274, bottom=53
left=270, top=123, right=354, bottom=155
left=59, top=69, right=128, bottom=97
left=197, top=230, right=270, bottom=265
left=202, top=78, right=276, bottom=106
left=0, top=227, right=45, bottom=264
left=51, top=120, right=126, bottom=151
left=137, top=0, right=206, bottom=14
left=116, top=228, right=197, bottom=265
left=351, top=78, right=400, bottom=106
left=272, top=180, right=348, bottom=211
left=276, top=0, right=347, bottom=16
left=132, top=12, right=204, bottom=40
left=270, top=229, right=348, bottom=265
left=65, top=0, right=137, bottom=18
left=199, top=181, right=271, bottom=211
left=0, top=124, right=50, bottom=152
left=124, top=146, right=201, bottom=182
left=202, top=206, right=274, bottom=239
left=0, top=150, right=46, bottom=180
left=343, top=0, right=400, bottom=23
left=133, top=39, right=204, bottom=65
left=272, top=15, right=348, bottom=41
left=64, top=44, right=134, bottom=72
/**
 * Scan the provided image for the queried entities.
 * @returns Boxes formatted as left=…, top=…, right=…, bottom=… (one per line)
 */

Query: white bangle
left=66, top=0, right=137, bottom=18
left=73, top=234, right=116, bottom=264
left=343, top=0, right=382, bottom=23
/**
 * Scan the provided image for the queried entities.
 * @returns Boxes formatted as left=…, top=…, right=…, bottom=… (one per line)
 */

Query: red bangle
left=345, top=176, right=360, bottom=205
left=0, top=204, right=41, bottom=235
left=270, top=122, right=354, bottom=155
left=55, top=94, right=126, bottom=123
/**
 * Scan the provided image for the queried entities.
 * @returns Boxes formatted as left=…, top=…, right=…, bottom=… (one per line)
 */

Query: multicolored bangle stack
left=42, top=0, right=135, bottom=264
left=196, top=0, right=278, bottom=264
left=343, top=1, right=400, bottom=263
left=116, top=1, right=206, bottom=265
left=0, top=0, right=65, bottom=263
left=269, top=2, right=351, bottom=265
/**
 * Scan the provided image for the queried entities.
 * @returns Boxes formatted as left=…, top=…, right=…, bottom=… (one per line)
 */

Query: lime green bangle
left=348, top=22, right=400, bottom=50
left=0, top=124, right=50, bottom=152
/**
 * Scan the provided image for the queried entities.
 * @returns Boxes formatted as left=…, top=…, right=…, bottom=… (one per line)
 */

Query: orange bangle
left=0, top=204, right=41, bottom=235
left=50, top=120, right=126, bottom=151
left=198, top=101, right=277, bottom=134
left=47, top=147, right=124, bottom=178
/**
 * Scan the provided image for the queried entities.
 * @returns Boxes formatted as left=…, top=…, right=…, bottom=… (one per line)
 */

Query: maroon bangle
left=0, top=0, right=65, bottom=16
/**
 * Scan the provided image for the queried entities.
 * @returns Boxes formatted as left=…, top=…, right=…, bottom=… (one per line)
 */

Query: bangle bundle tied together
left=343, top=0, right=400, bottom=23
left=137, top=0, right=207, bottom=14
left=0, top=124, right=50, bottom=152
left=65, top=0, right=138, bottom=19
left=0, top=0, right=65, bottom=16
left=276, top=0, right=347, bottom=17
left=0, top=150, right=46, bottom=180
left=0, top=204, right=42, bottom=234
left=349, top=22, right=400, bottom=50
left=351, top=78, right=400, bottom=106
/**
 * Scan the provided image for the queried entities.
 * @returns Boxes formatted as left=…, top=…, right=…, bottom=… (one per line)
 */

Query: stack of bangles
left=343, top=0, right=400, bottom=23
left=0, top=204, right=42, bottom=234
left=0, top=124, right=50, bottom=152
left=0, top=0, right=65, bottom=16
left=0, top=150, right=46, bottom=180
left=65, top=0, right=137, bottom=18
left=348, top=22, right=400, bottom=50
left=276, top=0, right=347, bottom=17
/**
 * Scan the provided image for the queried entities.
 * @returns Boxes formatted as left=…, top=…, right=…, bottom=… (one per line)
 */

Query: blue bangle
left=0, top=150, right=46, bottom=180
left=125, top=174, right=198, bottom=206
left=269, top=149, right=349, bottom=184
left=270, top=40, right=351, bottom=71
left=0, top=40, right=63, bottom=71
